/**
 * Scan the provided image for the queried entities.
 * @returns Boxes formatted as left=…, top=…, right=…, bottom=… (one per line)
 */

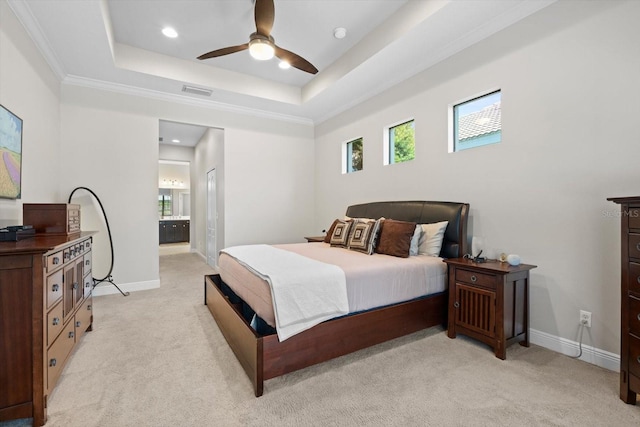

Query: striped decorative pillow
left=329, top=219, right=353, bottom=248
left=348, top=218, right=381, bottom=255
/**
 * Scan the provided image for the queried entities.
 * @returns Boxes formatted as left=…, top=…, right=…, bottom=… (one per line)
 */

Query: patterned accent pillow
left=329, top=219, right=353, bottom=248
left=348, top=218, right=381, bottom=255
left=323, top=219, right=340, bottom=243
left=375, top=219, right=417, bottom=258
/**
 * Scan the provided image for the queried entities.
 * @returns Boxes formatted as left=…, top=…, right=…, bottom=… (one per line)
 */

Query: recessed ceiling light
left=172, top=139, right=181, bottom=143
left=333, top=27, right=347, bottom=39
left=162, top=27, right=178, bottom=38
left=278, top=61, right=291, bottom=70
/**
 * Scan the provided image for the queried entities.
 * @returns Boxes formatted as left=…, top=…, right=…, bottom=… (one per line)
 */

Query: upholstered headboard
left=345, top=201, right=470, bottom=259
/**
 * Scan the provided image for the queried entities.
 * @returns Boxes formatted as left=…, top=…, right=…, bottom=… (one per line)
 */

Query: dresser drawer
left=630, top=296, right=640, bottom=335
left=47, top=320, right=76, bottom=391
left=46, top=269, right=63, bottom=308
left=46, top=250, right=63, bottom=272
left=629, top=208, right=640, bottom=230
left=83, top=273, right=93, bottom=298
left=83, top=252, right=92, bottom=275
left=75, top=296, right=93, bottom=343
left=455, top=268, right=496, bottom=289
left=630, top=263, right=640, bottom=295
left=46, top=301, right=64, bottom=348
left=630, top=234, right=640, bottom=260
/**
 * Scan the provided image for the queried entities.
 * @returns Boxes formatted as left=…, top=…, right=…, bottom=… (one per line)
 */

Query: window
left=158, top=190, right=172, bottom=216
left=384, top=119, right=415, bottom=165
left=343, top=137, right=363, bottom=173
left=451, top=90, right=501, bottom=152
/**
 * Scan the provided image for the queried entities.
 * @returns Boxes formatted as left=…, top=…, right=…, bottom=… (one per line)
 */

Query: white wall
left=58, top=84, right=314, bottom=292
left=224, top=127, right=315, bottom=247
left=0, top=1, right=61, bottom=222
left=60, top=104, right=160, bottom=291
left=315, top=0, right=640, bottom=358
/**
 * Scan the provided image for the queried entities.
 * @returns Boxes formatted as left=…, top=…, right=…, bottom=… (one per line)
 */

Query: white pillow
left=418, top=221, right=449, bottom=256
left=409, top=224, right=423, bottom=256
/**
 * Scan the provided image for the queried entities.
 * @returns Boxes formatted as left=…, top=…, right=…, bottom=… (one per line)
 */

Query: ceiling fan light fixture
left=249, top=38, right=275, bottom=61
left=278, top=61, right=291, bottom=70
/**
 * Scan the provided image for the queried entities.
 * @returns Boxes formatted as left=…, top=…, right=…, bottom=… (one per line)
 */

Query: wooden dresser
left=0, top=232, right=94, bottom=426
left=608, top=196, right=640, bottom=404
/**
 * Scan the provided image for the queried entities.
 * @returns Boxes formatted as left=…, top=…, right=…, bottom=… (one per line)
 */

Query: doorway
left=158, top=160, right=191, bottom=255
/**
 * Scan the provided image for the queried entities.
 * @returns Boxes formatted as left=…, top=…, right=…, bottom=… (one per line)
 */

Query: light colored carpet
left=3, top=252, right=640, bottom=426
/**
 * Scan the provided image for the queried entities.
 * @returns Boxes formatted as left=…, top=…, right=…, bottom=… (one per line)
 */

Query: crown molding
left=62, top=75, right=315, bottom=126
left=7, top=0, right=66, bottom=80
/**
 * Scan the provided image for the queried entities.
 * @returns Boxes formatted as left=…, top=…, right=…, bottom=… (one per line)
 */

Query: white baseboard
left=530, top=328, right=620, bottom=372
left=92, top=279, right=160, bottom=296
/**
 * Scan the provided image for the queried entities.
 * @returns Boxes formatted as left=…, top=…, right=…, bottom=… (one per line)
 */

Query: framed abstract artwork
left=0, top=104, right=23, bottom=199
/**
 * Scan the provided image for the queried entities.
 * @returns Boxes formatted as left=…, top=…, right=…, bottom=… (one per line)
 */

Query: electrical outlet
left=580, top=310, right=592, bottom=328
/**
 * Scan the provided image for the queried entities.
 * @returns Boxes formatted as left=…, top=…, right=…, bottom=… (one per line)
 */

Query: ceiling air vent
left=181, top=85, right=213, bottom=97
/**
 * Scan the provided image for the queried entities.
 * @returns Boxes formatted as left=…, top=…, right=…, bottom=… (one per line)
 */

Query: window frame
left=342, top=137, right=363, bottom=174
left=383, top=118, right=415, bottom=166
left=449, top=89, right=502, bottom=153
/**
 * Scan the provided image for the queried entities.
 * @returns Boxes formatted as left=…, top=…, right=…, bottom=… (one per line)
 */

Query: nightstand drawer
left=455, top=268, right=496, bottom=289
left=629, top=333, right=640, bottom=378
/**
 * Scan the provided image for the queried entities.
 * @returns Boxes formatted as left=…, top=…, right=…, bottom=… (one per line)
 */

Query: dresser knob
left=76, top=321, right=81, bottom=327
left=49, top=358, right=57, bottom=367
left=86, top=260, right=90, bottom=266
left=53, top=257, right=60, bottom=265
left=52, top=284, right=59, bottom=292
left=72, top=283, right=78, bottom=290
left=68, top=331, right=75, bottom=339
left=470, top=275, right=477, bottom=283
left=87, top=305, right=92, bottom=310
left=52, top=317, right=60, bottom=326
left=454, top=301, right=460, bottom=309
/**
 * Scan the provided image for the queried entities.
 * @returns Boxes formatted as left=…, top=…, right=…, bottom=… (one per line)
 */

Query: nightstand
left=304, top=236, right=325, bottom=243
left=444, top=257, right=537, bottom=359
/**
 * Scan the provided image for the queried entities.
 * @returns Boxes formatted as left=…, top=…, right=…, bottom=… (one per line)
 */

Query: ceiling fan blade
left=275, top=46, right=318, bottom=74
left=197, top=43, right=249, bottom=60
left=254, top=0, right=275, bottom=36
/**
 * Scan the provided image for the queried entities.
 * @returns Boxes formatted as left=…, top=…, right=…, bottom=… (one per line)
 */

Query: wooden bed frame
left=204, top=200, right=470, bottom=396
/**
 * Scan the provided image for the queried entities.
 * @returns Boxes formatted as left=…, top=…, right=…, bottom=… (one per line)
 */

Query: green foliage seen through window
left=389, top=120, right=415, bottom=164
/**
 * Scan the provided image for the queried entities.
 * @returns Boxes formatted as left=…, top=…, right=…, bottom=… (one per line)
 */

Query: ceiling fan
left=197, top=0, right=318, bottom=74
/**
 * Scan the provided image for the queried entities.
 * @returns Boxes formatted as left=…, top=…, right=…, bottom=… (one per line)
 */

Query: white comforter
left=220, top=245, right=349, bottom=341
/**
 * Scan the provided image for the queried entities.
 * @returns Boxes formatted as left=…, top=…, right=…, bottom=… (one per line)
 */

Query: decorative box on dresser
left=444, top=258, right=537, bottom=360
left=608, top=196, right=640, bottom=404
left=0, top=232, right=94, bottom=426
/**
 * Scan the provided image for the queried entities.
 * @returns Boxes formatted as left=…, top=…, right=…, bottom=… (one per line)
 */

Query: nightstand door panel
left=455, top=283, right=496, bottom=338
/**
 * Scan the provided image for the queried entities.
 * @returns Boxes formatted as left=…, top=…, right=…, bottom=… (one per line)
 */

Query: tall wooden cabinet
left=0, top=233, right=94, bottom=426
left=608, top=196, right=640, bottom=404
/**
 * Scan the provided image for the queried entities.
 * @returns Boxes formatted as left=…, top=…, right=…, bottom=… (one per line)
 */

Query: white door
left=206, top=169, right=217, bottom=268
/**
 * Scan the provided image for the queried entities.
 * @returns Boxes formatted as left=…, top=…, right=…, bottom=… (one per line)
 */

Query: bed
left=204, top=200, right=470, bottom=396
